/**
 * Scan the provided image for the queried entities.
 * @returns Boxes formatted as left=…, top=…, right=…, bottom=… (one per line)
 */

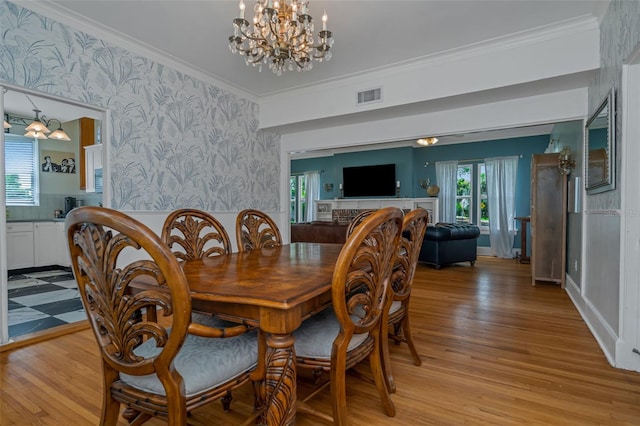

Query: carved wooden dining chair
left=293, top=207, right=403, bottom=425
left=161, top=208, right=237, bottom=328
left=382, top=208, right=429, bottom=393
left=66, top=206, right=258, bottom=426
left=161, top=208, right=232, bottom=261
left=235, top=209, right=282, bottom=252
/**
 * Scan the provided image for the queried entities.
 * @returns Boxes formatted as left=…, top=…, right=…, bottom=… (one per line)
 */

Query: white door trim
left=617, top=43, right=640, bottom=371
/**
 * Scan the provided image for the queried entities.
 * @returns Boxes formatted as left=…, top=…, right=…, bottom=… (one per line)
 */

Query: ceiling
left=4, top=0, right=608, bottom=141
left=16, top=0, right=609, bottom=98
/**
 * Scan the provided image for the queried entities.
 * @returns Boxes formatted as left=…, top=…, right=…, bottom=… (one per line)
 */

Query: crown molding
left=10, top=1, right=599, bottom=105
left=261, top=14, right=600, bottom=99
left=11, top=0, right=259, bottom=104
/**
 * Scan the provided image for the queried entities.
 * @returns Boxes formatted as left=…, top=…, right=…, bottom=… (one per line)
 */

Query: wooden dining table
left=180, top=242, right=344, bottom=425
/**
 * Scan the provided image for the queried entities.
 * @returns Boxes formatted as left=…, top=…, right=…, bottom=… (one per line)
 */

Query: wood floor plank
left=1, top=257, right=639, bottom=425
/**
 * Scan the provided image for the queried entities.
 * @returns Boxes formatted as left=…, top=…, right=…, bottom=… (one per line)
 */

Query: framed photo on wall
left=42, top=150, right=76, bottom=173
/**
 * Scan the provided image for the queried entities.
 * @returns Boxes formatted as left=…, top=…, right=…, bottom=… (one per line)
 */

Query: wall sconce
left=323, top=183, right=334, bottom=192
left=558, top=146, right=576, bottom=175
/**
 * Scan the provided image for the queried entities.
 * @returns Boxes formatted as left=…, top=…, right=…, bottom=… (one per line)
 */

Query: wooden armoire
left=530, top=153, right=567, bottom=288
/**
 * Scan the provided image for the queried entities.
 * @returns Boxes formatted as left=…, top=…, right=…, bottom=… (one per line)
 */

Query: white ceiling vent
left=356, top=88, right=382, bottom=105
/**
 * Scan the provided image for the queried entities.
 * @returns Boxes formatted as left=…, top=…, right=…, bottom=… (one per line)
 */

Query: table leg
left=260, top=333, right=297, bottom=426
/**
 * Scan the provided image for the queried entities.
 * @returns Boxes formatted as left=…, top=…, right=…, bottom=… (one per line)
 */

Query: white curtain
left=304, top=171, right=321, bottom=222
left=435, top=161, right=458, bottom=223
left=485, top=156, right=518, bottom=258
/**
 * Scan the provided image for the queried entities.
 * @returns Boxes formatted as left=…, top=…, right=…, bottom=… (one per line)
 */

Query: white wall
left=575, top=0, right=640, bottom=370
left=261, top=18, right=599, bottom=129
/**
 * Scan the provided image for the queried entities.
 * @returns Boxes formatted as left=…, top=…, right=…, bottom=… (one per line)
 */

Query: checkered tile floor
left=8, top=269, right=86, bottom=339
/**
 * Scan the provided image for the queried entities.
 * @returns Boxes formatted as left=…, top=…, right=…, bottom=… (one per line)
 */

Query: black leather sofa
left=418, top=223, right=481, bottom=269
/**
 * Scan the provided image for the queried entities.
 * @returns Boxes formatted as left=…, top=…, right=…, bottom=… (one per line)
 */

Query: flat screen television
left=342, top=164, right=396, bottom=197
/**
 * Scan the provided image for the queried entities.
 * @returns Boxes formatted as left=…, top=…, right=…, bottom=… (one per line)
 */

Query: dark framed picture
left=42, top=150, right=76, bottom=173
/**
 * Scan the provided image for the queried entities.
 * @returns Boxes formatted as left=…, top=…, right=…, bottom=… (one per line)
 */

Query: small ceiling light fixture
left=5, top=94, right=71, bottom=141
left=24, top=108, right=50, bottom=134
left=229, top=0, right=334, bottom=75
left=417, top=137, right=439, bottom=146
left=47, top=119, right=72, bottom=141
left=24, top=130, right=49, bottom=140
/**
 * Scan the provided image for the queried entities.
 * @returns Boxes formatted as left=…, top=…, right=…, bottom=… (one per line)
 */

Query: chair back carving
left=162, top=208, right=231, bottom=261
left=345, top=209, right=376, bottom=238
left=236, top=209, right=282, bottom=252
left=393, top=208, right=429, bottom=301
left=334, top=207, right=403, bottom=341
left=66, top=206, right=191, bottom=380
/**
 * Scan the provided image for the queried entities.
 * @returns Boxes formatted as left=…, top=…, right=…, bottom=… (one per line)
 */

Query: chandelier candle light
left=229, top=0, right=334, bottom=75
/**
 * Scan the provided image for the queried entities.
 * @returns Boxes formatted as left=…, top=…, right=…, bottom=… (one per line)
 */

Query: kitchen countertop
left=6, top=218, right=66, bottom=223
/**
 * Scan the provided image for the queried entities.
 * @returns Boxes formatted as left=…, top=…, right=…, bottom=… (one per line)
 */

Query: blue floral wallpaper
left=589, top=0, right=640, bottom=210
left=0, top=0, right=280, bottom=212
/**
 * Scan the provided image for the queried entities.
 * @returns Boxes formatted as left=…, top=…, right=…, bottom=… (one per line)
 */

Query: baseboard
left=477, top=246, right=492, bottom=256
left=476, top=246, right=521, bottom=259
left=8, top=264, right=71, bottom=278
left=564, top=274, right=617, bottom=367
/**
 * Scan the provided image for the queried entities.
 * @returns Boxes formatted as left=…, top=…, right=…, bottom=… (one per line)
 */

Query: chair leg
left=100, top=400, right=120, bottom=426
left=392, top=322, right=402, bottom=345
left=128, top=412, right=153, bottom=426
left=330, top=350, right=350, bottom=425
left=369, top=336, right=396, bottom=418
left=401, top=314, right=422, bottom=366
left=221, top=391, right=233, bottom=412
left=101, top=368, right=121, bottom=426
left=312, top=368, right=324, bottom=384
left=380, top=323, right=396, bottom=394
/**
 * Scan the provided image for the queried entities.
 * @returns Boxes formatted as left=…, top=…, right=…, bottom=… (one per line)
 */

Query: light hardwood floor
left=2, top=257, right=639, bottom=425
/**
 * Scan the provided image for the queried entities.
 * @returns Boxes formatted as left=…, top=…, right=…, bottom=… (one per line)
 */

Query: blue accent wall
left=291, top=147, right=413, bottom=199
left=291, top=135, right=549, bottom=249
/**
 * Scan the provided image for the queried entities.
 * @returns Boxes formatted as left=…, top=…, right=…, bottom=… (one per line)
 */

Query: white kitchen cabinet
left=34, top=222, right=60, bottom=267
left=33, top=221, right=71, bottom=268
left=6, top=222, right=35, bottom=270
left=84, top=144, right=103, bottom=193
left=56, top=222, right=71, bottom=267
left=6, top=221, right=70, bottom=270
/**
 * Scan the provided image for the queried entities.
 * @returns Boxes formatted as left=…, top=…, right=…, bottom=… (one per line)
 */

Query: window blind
left=4, top=134, right=39, bottom=206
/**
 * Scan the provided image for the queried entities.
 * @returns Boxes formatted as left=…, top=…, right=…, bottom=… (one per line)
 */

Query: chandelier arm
left=235, top=27, right=268, bottom=45
left=293, top=57, right=309, bottom=69
left=266, top=17, right=282, bottom=47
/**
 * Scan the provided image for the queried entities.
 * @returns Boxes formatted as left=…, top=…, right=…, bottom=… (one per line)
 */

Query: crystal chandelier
left=229, top=0, right=334, bottom=75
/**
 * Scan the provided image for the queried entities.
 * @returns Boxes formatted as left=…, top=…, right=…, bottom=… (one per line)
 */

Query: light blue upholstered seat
left=352, top=301, right=401, bottom=324
left=121, top=330, right=258, bottom=398
left=293, top=308, right=369, bottom=359
left=389, top=300, right=401, bottom=315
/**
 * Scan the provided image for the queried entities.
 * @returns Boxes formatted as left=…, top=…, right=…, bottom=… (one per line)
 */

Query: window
left=478, top=163, right=489, bottom=229
left=4, top=134, right=39, bottom=206
left=290, top=174, right=306, bottom=223
left=456, top=164, right=472, bottom=223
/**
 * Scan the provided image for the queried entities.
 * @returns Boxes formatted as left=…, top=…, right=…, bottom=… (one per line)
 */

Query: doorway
left=1, top=85, right=107, bottom=345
